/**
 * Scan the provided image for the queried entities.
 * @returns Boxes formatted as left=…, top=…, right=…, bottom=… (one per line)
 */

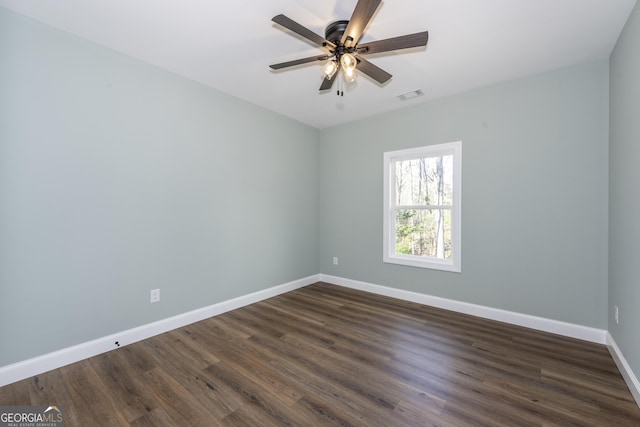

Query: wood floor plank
left=128, top=407, right=178, bottom=427
left=26, top=368, right=71, bottom=407
left=61, top=360, right=130, bottom=426
left=290, top=394, right=372, bottom=427
left=141, top=366, right=221, bottom=426
left=267, top=356, right=406, bottom=426
left=87, top=347, right=160, bottom=422
left=199, top=337, right=304, bottom=408
left=162, top=329, right=221, bottom=369
left=278, top=330, right=447, bottom=414
left=1, top=281, right=639, bottom=426
left=139, top=338, right=242, bottom=420
left=0, top=376, right=29, bottom=405
left=204, top=361, right=305, bottom=426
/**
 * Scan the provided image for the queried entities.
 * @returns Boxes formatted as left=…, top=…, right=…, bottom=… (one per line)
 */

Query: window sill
left=383, top=254, right=461, bottom=272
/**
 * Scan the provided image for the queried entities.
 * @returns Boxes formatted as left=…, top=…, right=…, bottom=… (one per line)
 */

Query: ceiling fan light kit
left=270, top=0, right=429, bottom=95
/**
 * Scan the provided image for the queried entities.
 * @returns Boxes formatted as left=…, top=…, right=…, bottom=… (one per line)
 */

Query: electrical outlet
left=150, top=289, right=160, bottom=303
left=333, top=257, right=338, bottom=265
left=615, top=306, right=619, bottom=324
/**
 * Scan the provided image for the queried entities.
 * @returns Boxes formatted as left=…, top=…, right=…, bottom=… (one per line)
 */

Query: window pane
left=395, top=209, right=452, bottom=259
left=395, top=155, right=453, bottom=206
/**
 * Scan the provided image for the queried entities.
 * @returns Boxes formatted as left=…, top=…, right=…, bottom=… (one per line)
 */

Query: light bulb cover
left=340, top=53, right=357, bottom=72
left=323, top=60, right=338, bottom=79
left=344, top=66, right=357, bottom=82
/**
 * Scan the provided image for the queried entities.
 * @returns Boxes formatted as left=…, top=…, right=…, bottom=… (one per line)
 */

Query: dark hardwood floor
left=1, top=282, right=639, bottom=426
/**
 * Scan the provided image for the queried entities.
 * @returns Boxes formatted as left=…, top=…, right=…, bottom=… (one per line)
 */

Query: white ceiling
left=1, top=0, right=636, bottom=129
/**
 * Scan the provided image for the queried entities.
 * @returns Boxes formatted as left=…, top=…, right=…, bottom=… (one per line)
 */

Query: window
left=383, top=142, right=461, bottom=272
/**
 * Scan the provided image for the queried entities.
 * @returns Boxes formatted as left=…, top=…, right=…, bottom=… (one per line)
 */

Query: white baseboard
left=0, top=274, right=319, bottom=388
left=319, top=274, right=607, bottom=344
left=607, top=333, right=640, bottom=407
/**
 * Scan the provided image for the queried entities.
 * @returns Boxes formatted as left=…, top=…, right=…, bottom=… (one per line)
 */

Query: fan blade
left=319, top=72, right=338, bottom=91
left=356, top=57, right=392, bottom=84
left=341, top=0, right=382, bottom=47
left=272, top=14, right=335, bottom=48
left=358, top=31, right=429, bottom=55
left=270, top=55, right=329, bottom=70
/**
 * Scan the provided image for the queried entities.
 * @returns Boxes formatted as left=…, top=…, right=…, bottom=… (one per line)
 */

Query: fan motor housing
left=325, top=20, right=349, bottom=43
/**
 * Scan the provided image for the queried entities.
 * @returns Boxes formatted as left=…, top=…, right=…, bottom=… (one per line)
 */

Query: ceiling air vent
left=397, top=89, right=424, bottom=101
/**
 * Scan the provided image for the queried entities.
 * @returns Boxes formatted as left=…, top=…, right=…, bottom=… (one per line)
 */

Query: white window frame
left=383, top=141, right=462, bottom=272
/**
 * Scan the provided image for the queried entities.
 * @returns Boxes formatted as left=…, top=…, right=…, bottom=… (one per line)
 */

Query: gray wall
left=319, top=60, right=610, bottom=329
left=610, top=3, right=640, bottom=381
left=0, top=8, right=319, bottom=367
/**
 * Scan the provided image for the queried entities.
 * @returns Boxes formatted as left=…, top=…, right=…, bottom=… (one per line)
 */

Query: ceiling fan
left=269, top=0, right=429, bottom=95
